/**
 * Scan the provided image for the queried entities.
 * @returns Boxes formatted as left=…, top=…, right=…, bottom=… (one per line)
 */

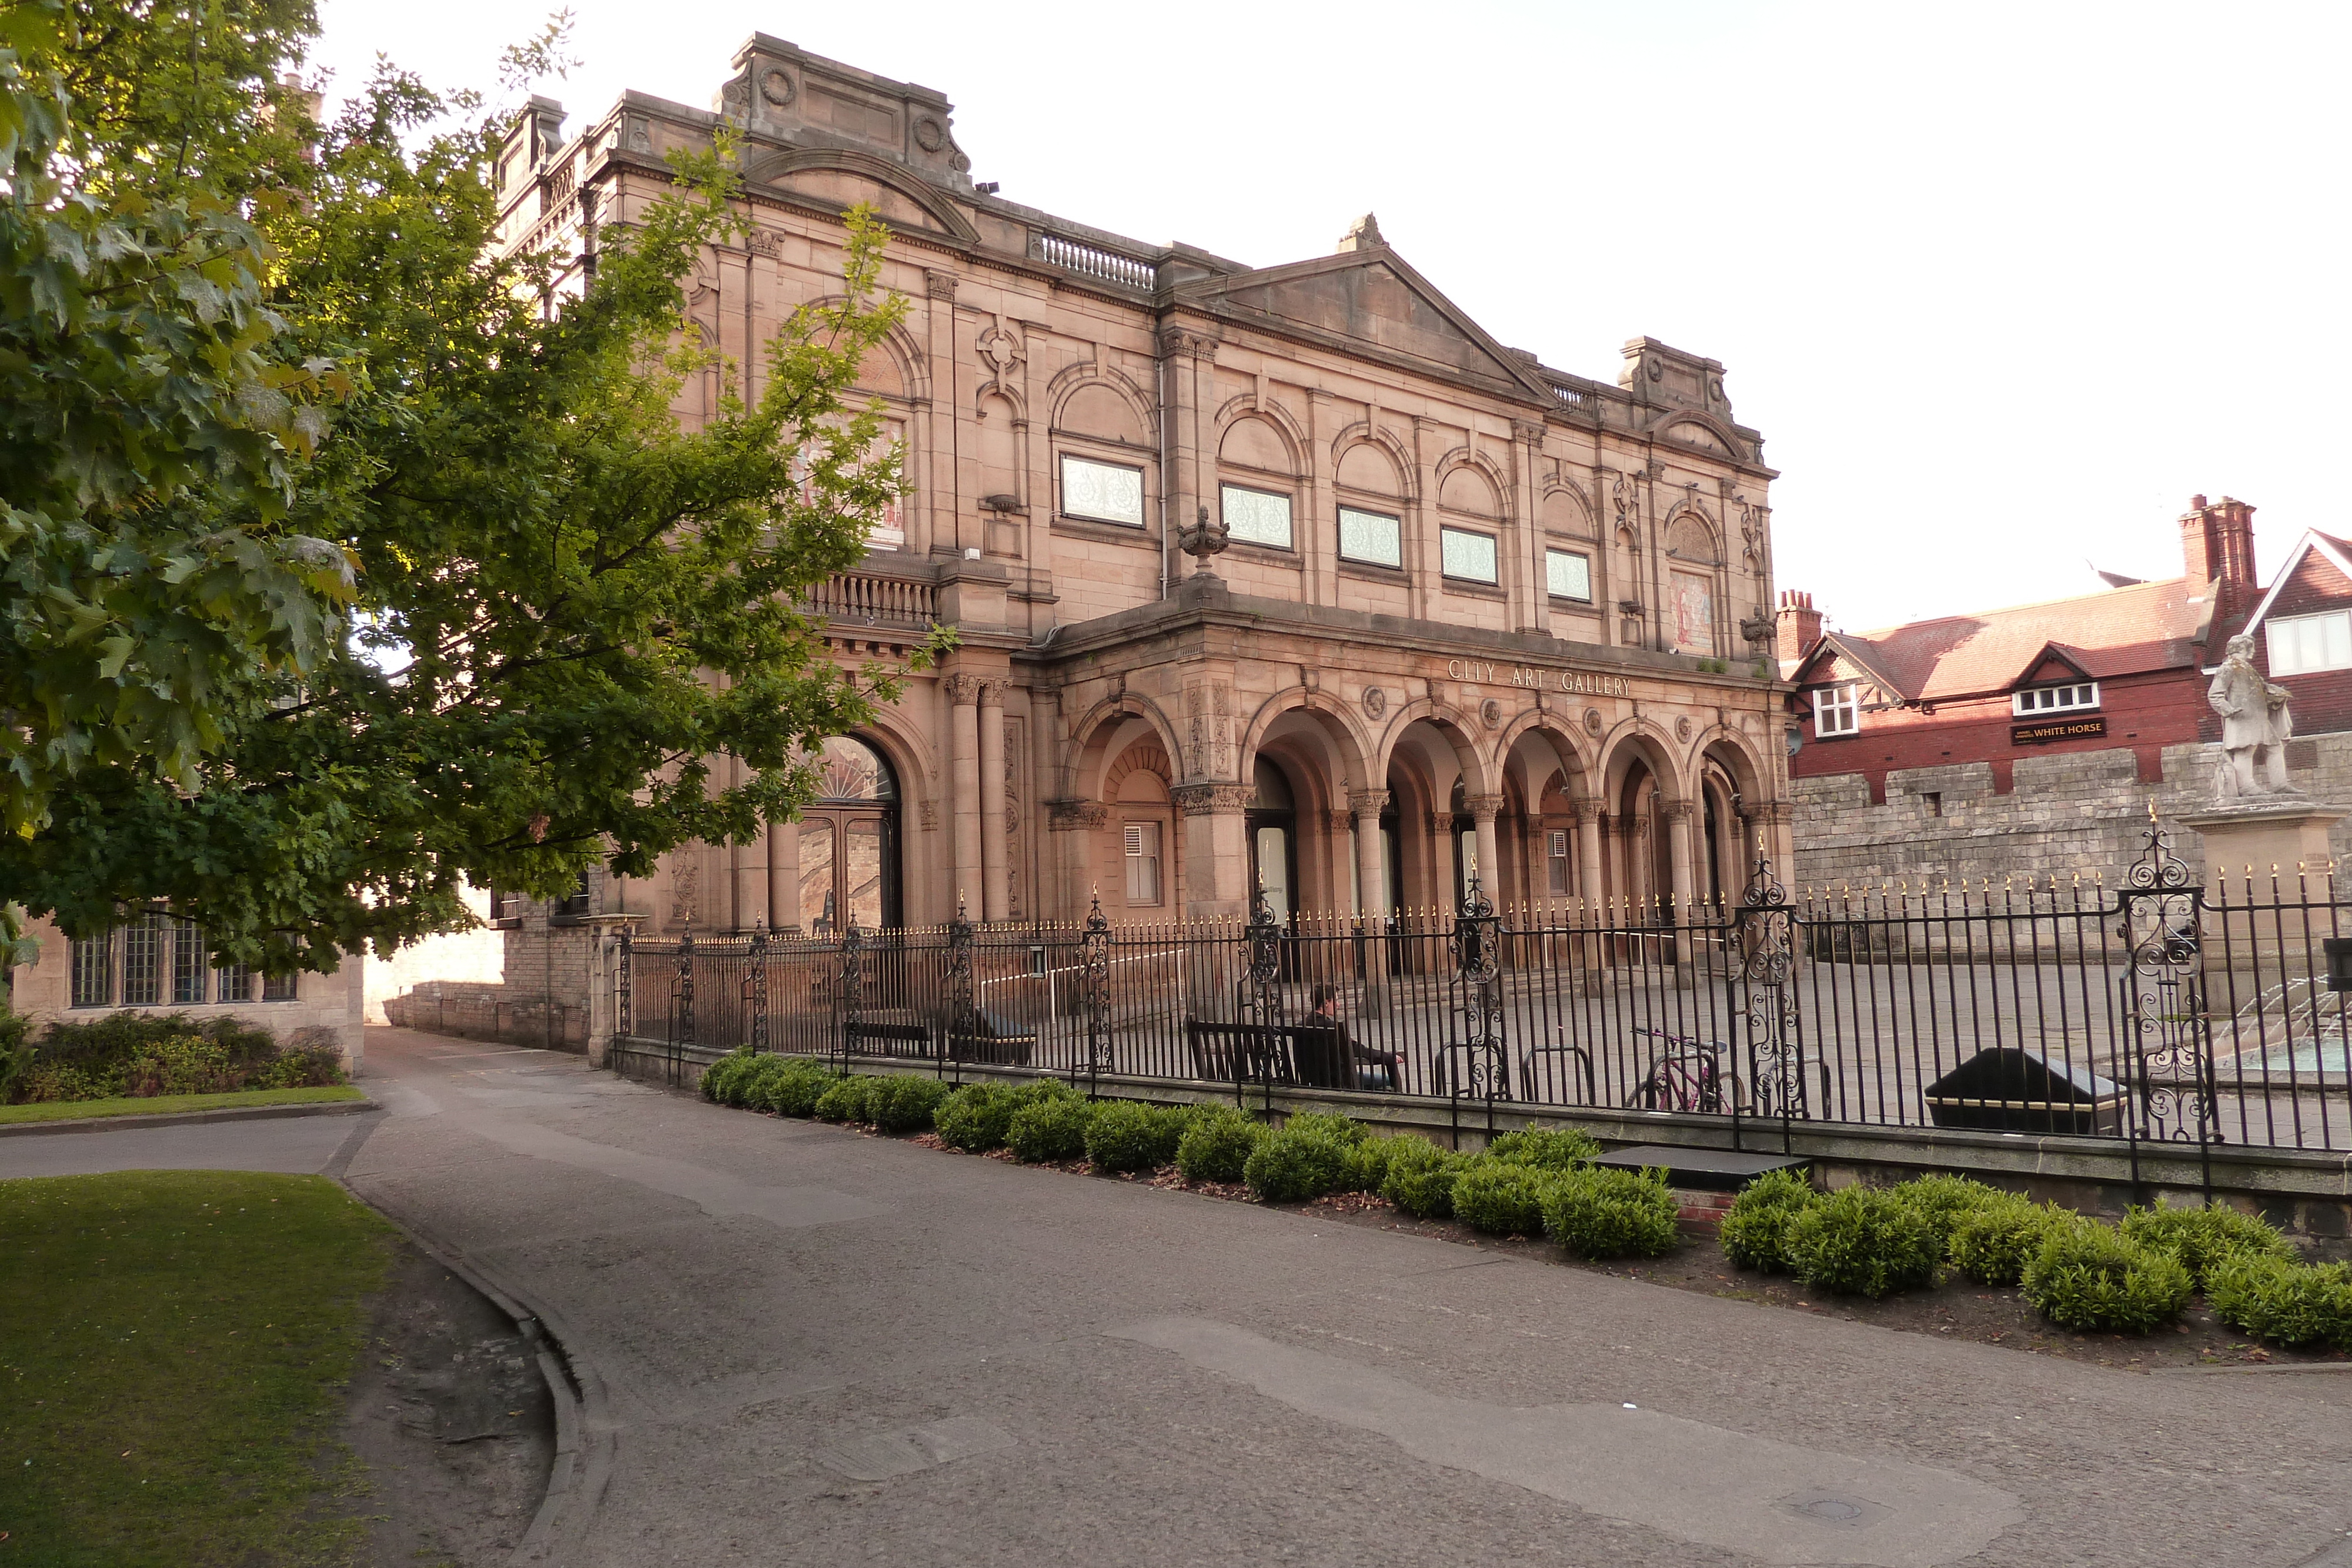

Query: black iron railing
left=622, top=825, right=2352, bottom=1167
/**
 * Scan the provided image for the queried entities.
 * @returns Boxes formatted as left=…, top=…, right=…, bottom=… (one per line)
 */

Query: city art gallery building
left=449, top=38, right=1792, bottom=979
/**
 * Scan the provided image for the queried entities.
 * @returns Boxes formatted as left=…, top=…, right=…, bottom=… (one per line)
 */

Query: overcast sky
left=310, top=1, right=2350, bottom=634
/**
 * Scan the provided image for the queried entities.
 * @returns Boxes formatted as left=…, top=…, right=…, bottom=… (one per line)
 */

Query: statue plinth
left=2174, top=798, right=2345, bottom=883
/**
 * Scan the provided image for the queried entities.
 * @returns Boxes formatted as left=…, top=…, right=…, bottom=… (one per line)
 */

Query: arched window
left=797, top=736, right=901, bottom=932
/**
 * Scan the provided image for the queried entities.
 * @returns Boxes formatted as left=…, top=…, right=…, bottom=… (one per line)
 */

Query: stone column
left=1172, top=782, right=1252, bottom=923
left=947, top=673, right=982, bottom=916
left=1351, top=789, right=1389, bottom=919
left=1046, top=800, right=1108, bottom=913
left=1664, top=798, right=1697, bottom=914
left=767, top=815, right=801, bottom=933
left=978, top=681, right=1008, bottom=922
left=1466, top=794, right=1505, bottom=907
left=1573, top=802, right=1605, bottom=912
left=731, top=820, right=770, bottom=933
left=1428, top=810, right=1458, bottom=914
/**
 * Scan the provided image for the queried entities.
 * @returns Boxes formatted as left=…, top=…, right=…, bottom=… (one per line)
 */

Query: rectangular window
left=1124, top=820, right=1163, bottom=906
left=262, top=971, right=296, bottom=1002
left=2011, top=681, right=2099, bottom=716
left=1220, top=484, right=1292, bottom=550
left=1439, top=527, right=1497, bottom=584
left=71, top=931, right=113, bottom=1008
left=2268, top=611, right=2352, bottom=676
left=1338, top=506, right=1402, bottom=567
left=1815, top=683, right=1861, bottom=737
left=172, top=920, right=208, bottom=1004
left=1061, top=454, right=1145, bottom=527
left=1547, top=828, right=1571, bottom=895
left=1545, top=549, right=1592, bottom=603
left=218, top=963, right=253, bottom=1005
left=122, top=912, right=164, bottom=1006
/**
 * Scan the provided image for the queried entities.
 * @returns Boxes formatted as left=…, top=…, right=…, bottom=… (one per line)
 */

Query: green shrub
left=1007, top=1094, right=1098, bottom=1162
left=700, top=1048, right=756, bottom=1104
left=2207, top=1254, right=2352, bottom=1349
left=1947, top=1194, right=2075, bottom=1287
left=1342, top=1135, right=1403, bottom=1194
left=1894, top=1174, right=2006, bottom=1247
left=753, top=1058, right=835, bottom=1116
left=1787, top=1185, right=1943, bottom=1298
left=1486, top=1127, right=1600, bottom=1174
left=1451, top=1159, right=1551, bottom=1235
left=1244, top=1125, right=1354, bottom=1202
left=1175, top=1108, right=1267, bottom=1183
left=1005, top=1076, right=1078, bottom=1109
left=1283, top=1111, right=1366, bottom=1148
left=870, top=1075, right=952, bottom=1135
left=814, top=1075, right=878, bottom=1124
left=252, top=1043, right=345, bottom=1090
left=730, top=1055, right=791, bottom=1111
left=1085, top=1101, right=1190, bottom=1173
left=934, top=1083, right=1015, bottom=1152
left=2022, top=1223, right=2193, bottom=1332
left=1542, top=1167, right=1681, bottom=1258
left=2122, top=1201, right=2297, bottom=1288
left=1718, top=1168, right=1818, bottom=1273
left=1381, top=1139, right=1468, bottom=1219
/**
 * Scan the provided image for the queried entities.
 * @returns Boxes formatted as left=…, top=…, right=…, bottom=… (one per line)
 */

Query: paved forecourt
left=5, top=1027, right=2346, bottom=1567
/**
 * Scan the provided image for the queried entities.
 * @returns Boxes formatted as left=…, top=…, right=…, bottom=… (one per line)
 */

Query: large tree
left=1, top=2, right=938, bottom=975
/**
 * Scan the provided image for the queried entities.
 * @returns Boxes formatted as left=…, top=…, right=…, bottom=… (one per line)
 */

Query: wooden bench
left=946, top=1008, right=1037, bottom=1066
left=1185, top=1018, right=1295, bottom=1085
left=846, top=1020, right=933, bottom=1058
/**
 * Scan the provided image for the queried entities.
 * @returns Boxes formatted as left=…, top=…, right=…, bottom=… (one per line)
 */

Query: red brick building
left=1780, top=497, right=2270, bottom=804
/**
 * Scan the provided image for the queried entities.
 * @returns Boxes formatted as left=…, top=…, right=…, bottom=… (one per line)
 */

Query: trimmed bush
left=1176, top=1108, right=1267, bottom=1184
left=1381, top=1139, right=1468, bottom=1219
left=2207, top=1254, right=2352, bottom=1350
left=814, top=1075, right=880, bottom=1124
left=759, top=1059, right=837, bottom=1118
left=1451, top=1159, right=1551, bottom=1235
left=1542, top=1167, right=1681, bottom=1259
left=1244, top=1125, right=1356, bottom=1202
left=2022, top=1223, right=2193, bottom=1332
left=700, top=1049, right=757, bottom=1105
left=1894, top=1174, right=2006, bottom=1247
left=1342, top=1135, right=1402, bottom=1194
left=934, top=1083, right=1015, bottom=1152
left=1087, top=1101, right=1189, bottom=1173
left=871, top=1076, right=952, bottom=1135
left=1007, top=1094, right=1098, bottom=1162
left=735, top=1055, right=797, bottom=1111
left=1947, top=1194, right=2074, bottom=1287
left=1787, top=1185, right=1943, bottom=1298
left=1284, top=1112, right=1367, bottom=1148
left=2121, top=1202, right=2296, bottom=1288
left=1486, top=1127, right=1601, bottom=1175
left=1718, top=1168, right=1819, bottom=1273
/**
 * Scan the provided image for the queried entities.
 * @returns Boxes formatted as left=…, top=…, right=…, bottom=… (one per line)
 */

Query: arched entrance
left=1245, top=756, right=1299, bottom=923
left=797, top=736, right=901, bottom=933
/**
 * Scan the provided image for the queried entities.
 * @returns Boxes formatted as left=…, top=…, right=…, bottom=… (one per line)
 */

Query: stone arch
left=1102, top=740, right=1172, bottom=801
left=1047, top=362, right=1153, bottom=444
left=1539, top=480, right=1593, bottom=538
left=1214, top=397, right=1307, bottom=476
left=740, top=146, right=983, bottom=246
left=1645, top=407, right=1746, bottom=459
left=1494, top=709, right=1596, bottom=801
left=1435, top=448, right=1514, bottom=521
left=1374, top=696, right=1493, bottom=798
left=1663, top=505, right=1722, bottom=566
left=1063, top=691, right=1188, bottom=803
left=1328, top=422, right=1419, bottom=503
left=1237, top=687, right=1377, bottom=795
left=1596, top=716, right=1689, bottom=806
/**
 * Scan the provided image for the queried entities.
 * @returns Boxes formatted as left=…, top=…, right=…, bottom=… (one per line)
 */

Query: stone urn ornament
left=1178, top=503, right=1229, bottom=576
left=2208, top=633, right=2297, bottom=800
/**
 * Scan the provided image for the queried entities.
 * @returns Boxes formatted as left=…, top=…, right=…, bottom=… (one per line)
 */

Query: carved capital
left=1569, top=799, right=1603, bottom=826
left=978, top=679, right=1007, bottom=710
left=1512, top=418, right=1546, bottom=447
left=925, top=269, right=960, bottom=300
left=944, top=672, right=980, bottom=707
left=1465, top=793, right=1506, bottom=824
left=1661, top=797, right=1695, bottom=824
left=1045, top=798, right=1109, bottom=831
left=1171, top=782, right=1252, bottom=817
left=1348, top=787, right=1391, bottom=821
left=1158, top=325, right=1220, bottom=361
left=1750, top=799, right=1794, bottom=827
left=1429, top=811, right=1456, bottom=836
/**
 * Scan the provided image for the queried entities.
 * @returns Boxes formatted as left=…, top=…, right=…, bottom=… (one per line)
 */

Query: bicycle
left=1625, top=1026, right=1747, bottom=1114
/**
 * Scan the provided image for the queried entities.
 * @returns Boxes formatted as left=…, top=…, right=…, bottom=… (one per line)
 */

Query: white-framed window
left=1060, top=454, right=1145, bottom=528
left=1338, top=506, right=1402, bottom=568
left=1815, top=683, right=1861, bottom=737
left=1547, top=828, right=1571, bottom=895
left=1545, top=549, right=1592, bottom=603
left=2268, top=610, right=2352, bottom=676
left=1440, top=527, right=1498, bottom=584
left=2012, top=681, right=2099, bottom=716
left=1220, top=484, right=1293, bottom=550
left=1124, top=820, right=1163, bottom=906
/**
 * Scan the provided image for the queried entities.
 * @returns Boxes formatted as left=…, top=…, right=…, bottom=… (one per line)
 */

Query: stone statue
left=2208, top=633, right=2296, bottom=798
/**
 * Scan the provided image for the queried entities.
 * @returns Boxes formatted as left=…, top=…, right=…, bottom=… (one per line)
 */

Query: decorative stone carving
left=918, top=802, right=939, bottom=831
left=1661, top=798, right=1693, bottom=823
left=1171, top=783, right=1252, bottom=816
left=1349, top=788, right=1390, bottom=819
left=1512, top=418, right=1545, bottom=447
left=716, top=74, right=750, bottom=127
left=1046, top=799, right=1109, bottom=831
left=978, top=679, right=1006, bottom=709
left=759, top=68, right=795, bottom=107
left=1465, top=793, right=1505, bottom=824
left=1361, top=686, right=1387, bottom=720
left=1675, top=714, right=1694, bottom=744
left=1583, top=707, right=1604, bottom=736
left=1178, top=503, right=1229, bottom=575
left=978, top=323, right=1023, bottom=379
left=925, top=269, right=959, bottom=301
left=1480, top=698, right=1504, bottom=730
left=914, top=115, right=944, bottom=152
left=746, top=229, right=783, bottom=258
left=2209, top=633, right=2297, bottom=798
left=944, top=672, right=980, bottom=706
left=1158, top=326, right=1220, bottom=360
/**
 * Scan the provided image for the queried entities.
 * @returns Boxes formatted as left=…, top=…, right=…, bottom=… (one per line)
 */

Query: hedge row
left=1719, top=1168, right=2348, bottom=1345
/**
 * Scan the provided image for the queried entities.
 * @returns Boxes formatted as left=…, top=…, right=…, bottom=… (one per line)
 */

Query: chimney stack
left=2181, top=493, right=2257, bottom=611
left=1776, top=589, right=1823, bottom=665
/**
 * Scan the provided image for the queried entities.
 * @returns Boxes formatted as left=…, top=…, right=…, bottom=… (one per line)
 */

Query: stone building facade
left=466, top=36, right=1793, bottom=982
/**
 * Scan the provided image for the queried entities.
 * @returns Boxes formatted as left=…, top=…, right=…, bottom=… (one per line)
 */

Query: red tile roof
left=1819, top=577, right=2208, bottom=700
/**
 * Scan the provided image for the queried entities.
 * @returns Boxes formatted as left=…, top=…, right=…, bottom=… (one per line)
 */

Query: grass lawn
left=0, top=1171, right=393, bottom=1567
left=0, top=1086, right=365, bottom=1128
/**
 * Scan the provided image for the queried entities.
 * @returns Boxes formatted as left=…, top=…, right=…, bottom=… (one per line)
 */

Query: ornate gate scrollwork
left=1080, top=891, right=1112, bottom=1095
left=837, top=915, right=865, bottom=1077
left=1733, top=845, right=1806, bottom=1128
left=746, top=919, right=770, bottom=1055
left=1443, top=870, right=1508, bottom=1145
left=2117, top=820, right=2217, bottom=1149
left=946, top=896, right=975, bottom=1080
left=674, top=924, right=697, bottom=1049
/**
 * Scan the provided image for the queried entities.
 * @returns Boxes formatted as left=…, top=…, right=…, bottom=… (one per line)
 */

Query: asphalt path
left=7, top=1026, right=2348, bottom=1568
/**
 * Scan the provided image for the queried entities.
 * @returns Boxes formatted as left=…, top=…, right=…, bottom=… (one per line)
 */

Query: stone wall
left=376, top=910, right=607, bottom=1054
left=363, top=884, right=505, bottom=1024
left=1792, top=734, right=2352, bottom=891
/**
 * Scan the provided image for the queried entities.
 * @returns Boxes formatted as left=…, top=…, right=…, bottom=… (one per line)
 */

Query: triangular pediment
left=1178, top=248, right=1550, bottom=399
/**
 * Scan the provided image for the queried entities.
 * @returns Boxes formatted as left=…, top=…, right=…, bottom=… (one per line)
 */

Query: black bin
left=1925, top=1048, right=2122, bottom=1135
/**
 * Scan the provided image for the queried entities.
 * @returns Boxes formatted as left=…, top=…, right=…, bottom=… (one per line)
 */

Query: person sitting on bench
left=1308, top=984, right=1401, bottom=1092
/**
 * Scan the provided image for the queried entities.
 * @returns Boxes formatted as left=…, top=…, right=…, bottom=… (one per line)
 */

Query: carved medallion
left=1481, top=698, right=1504, bottom=730
left=1676, top=715, right=1694, bottom=743
left=759, top=69, right=795, bottom=108
left=915, top=116, right=944, bottom=152
left=1583, top=707, right=1604, bottom=736
left=1362, top=686, right=1387, bottom=720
